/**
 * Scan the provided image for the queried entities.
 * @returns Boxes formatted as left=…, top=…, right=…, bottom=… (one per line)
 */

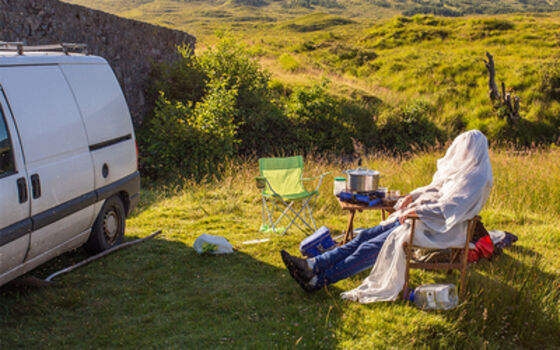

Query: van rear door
left=0, top=65, right=95, bottom=259
left=0, top=89, right=31, bottom=276
left=60, top=63, right=137, bottom=191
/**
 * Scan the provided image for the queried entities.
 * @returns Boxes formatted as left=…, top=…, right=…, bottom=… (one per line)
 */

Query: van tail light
left=135, top=139, right=139, bottom=170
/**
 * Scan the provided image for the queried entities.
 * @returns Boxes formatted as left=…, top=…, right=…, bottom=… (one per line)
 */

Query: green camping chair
left=255, top=156, right=330, bottom=235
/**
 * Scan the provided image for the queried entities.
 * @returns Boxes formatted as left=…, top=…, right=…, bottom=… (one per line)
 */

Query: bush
left=538, top=61, right=560, bottom=101
left=403, top=6, right=463, bottom=17
left=283, top=80, right=378, bottom=154
left=145, top=36, right=294, bottom=160
left=284, top=81, right=348, bottom=153
left=146, top=46, right=207, bottom=119
left=142, top=79, right=239, bottom=180
left=278, top=53, right=302, bottom=72
left=379, top=100, right=443, bottom=152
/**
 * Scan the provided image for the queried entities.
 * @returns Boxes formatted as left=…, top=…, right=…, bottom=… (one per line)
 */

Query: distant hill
left=65, top=0, right=560, bottom=19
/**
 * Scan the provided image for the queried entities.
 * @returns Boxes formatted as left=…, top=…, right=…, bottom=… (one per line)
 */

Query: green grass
left=1, top=149, right=559, bottom=349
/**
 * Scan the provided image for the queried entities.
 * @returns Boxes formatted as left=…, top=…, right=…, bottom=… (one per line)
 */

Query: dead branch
left=484, top=52, right=521, bottom=124
left=484, top=52, right=500, bottom=102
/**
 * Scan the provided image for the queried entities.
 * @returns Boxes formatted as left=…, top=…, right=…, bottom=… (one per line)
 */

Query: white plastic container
left=408, top=284, right=458, bottom=310
left=333, top=177, right=346, bottom=196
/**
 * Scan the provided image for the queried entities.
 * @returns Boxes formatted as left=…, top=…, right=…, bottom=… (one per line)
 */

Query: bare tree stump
left=484, top=52, right=500, bottom=102
left=483, top=52, right=521, bottom=124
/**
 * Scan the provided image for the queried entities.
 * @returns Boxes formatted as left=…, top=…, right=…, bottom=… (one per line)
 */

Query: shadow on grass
left=408, top=248, right=560, bottom=348
left=0, top=236, right=345, bottom=349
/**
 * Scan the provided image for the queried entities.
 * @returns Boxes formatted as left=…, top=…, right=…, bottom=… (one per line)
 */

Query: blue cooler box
left=299, top=226, right=337, bottom=257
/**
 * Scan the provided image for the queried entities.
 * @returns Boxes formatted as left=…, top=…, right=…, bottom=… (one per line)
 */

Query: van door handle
left=17, top=177, right=28, bottom=203
left=31, top=174, right=41, bottom=199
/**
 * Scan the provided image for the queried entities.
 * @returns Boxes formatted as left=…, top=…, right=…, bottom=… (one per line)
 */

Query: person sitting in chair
left=281, top=130, right=493, bottom=302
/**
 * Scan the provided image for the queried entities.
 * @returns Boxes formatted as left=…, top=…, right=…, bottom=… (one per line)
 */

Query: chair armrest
left=302, top=172, right=332, bottom=181
left=255, top=176, right=267, bottom=189
left=303, top=172, right=331, bottom=192
left=407, top=213, right=420, bottom=220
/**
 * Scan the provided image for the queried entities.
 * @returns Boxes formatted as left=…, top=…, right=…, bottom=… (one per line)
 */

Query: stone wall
left=0, top=0, right=195, bottom=124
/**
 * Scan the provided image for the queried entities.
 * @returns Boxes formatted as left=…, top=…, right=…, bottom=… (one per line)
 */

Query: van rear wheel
left=85, top=196, right=125, bottom=254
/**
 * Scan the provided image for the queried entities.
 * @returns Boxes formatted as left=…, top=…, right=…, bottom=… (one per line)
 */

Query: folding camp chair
left=255, top=156, right=329, bottom=235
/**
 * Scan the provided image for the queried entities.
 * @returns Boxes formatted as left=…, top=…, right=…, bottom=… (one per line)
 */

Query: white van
left=0, top=45, right=139, bottom=286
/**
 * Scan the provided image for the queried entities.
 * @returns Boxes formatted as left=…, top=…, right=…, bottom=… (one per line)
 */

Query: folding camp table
left=338, top=199, right=396, bottom=244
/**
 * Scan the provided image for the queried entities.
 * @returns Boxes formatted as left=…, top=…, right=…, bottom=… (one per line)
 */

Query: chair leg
left=459, top=219, right=475, bottom=298
left=306, top=198, right=318, bottom=231
left=274, top=201, right=295, bottom=228
left=271, top=199, right=277, bottom=232
left=277, top=197, right=316, bottom=234
left=402, top=218, right=416, bottom=300
left=261, top=197, right=274, bottom=232
left=403, top=242, right=410, bottom=300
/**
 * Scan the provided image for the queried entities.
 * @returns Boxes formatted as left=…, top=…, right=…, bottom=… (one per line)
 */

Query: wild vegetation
left=64, top=3, right=560, bottom=179
left=1, top=150, right=559, bottom=348
left=4, top=2, right=558, bottom=349
left=139, top=13, right=560, bottom=179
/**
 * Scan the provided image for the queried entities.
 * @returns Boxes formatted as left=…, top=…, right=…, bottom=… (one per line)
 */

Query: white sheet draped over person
left=341, top=129, right=493, bottom=303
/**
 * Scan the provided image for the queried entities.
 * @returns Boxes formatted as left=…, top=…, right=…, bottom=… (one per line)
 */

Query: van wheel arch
left=84, top=195, right=126, bottom=254
left=118, top=191, right=131, bottom=217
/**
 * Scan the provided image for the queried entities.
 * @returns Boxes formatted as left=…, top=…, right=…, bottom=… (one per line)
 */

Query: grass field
left=1, top=149, right=559, bottom=349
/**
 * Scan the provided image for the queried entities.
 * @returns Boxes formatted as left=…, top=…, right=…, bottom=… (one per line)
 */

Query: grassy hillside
left=1, top=150, right=559, bottom=349
left=64, top=0, right=560, bottom=147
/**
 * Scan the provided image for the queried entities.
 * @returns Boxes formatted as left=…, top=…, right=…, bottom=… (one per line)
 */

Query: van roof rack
left=0, top=42, right=88, bottom=55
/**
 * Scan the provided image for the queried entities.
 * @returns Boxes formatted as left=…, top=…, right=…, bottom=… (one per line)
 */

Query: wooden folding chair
left=402, top=215, right=481, bottom=299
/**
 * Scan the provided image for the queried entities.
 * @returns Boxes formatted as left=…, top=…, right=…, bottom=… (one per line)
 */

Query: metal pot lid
left=344, top=168, right=380, bottom=176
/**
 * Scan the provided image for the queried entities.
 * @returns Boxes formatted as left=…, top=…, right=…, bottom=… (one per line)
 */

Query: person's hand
left=396, top=194, right=413, bottom=210
left=399, top=208, right=417, bottom=224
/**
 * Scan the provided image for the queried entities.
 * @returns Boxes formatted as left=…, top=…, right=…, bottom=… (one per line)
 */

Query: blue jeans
left=310, top=220, right=400, bottom=288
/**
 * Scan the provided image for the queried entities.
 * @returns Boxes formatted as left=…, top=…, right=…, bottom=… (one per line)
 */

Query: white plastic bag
left=193, top=234, right=234, bottom=255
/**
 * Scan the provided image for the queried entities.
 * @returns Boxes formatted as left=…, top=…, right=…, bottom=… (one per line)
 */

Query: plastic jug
left=333, top=177, right=346, bottom=196
left=408, top=284, right=458, bottom=310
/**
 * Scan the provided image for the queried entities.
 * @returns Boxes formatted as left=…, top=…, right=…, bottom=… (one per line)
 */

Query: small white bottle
left=333, top=177, right=346, bottom=196
left=408, top=284, right=458, bottom=310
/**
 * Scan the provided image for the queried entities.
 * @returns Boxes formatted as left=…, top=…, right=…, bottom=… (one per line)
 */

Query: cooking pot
left=343, top=168, right=380, bottom=192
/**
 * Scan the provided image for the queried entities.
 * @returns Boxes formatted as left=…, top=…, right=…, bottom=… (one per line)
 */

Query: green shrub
left=379, top=100, right=443, bottom=152
left=470, top=18, right=515, bottom=31
left=538, top=61, right=560, bottom=101
left=142, top=78, right=238, bottom=180
left=403, top=6, right=463, bottom=17
left=370, top=0, right=391, bottom=8
left=278, top=53, right=302, bottom=72
left=142, top=37, right=298, bottom=178
left=283, top=14, right=355, bottom=32
left=199, top=37, right=292, bottom=155
left=284, top=81, right=354, bottom=154
left=147, top=46, right=207, bottom=117
left=282, top=0, right=343, bottom=8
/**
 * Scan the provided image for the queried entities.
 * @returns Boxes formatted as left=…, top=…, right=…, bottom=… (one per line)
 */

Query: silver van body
left=0, top=52, right=139, bottom=286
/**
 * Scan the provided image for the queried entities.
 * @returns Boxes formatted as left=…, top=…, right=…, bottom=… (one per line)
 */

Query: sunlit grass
left=1, top=149, right=559, bottom=348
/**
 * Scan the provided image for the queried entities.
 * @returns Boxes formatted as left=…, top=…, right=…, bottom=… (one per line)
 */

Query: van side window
left=0, top=108, right=15, bottom=175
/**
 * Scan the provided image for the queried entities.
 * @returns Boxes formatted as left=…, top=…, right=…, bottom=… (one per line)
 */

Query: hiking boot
left=280, top=250, right=315, bottom=281
left=280, top=251, right=319, bottom=293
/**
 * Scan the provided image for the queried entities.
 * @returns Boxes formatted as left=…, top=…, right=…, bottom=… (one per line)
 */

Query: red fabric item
left=476, top=235, right=494, bottom=258
left=468, top=249, right=480, bottom=263
left=468, top=235, right=494, bottom=263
